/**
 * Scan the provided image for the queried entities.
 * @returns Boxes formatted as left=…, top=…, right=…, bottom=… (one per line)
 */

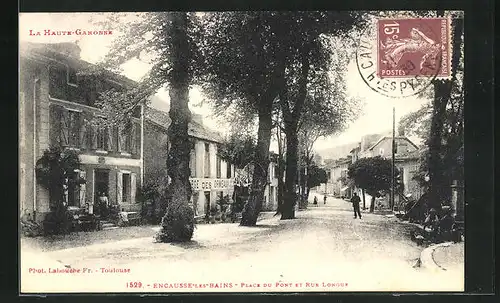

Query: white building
left=144, top=107, right=235, bottom=217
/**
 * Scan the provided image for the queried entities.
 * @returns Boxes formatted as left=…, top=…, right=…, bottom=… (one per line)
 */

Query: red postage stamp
left=377, top=18, right=451, bottom=78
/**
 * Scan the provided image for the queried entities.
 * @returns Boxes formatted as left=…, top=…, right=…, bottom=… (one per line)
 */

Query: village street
left=21, top=193, right=464, bottom=293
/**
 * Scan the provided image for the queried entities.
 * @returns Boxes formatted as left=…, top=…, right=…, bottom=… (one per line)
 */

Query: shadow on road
left=169, top=240, right=206, bottom=250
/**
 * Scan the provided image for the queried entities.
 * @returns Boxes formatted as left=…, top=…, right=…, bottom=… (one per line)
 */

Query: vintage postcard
left=19, top=11, right=465, bottom=293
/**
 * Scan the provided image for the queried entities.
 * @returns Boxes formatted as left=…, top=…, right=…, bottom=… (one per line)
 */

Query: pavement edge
left=419, top=241, right=452, bottom=271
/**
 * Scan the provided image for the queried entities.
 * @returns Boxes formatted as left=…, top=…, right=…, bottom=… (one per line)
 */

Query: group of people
left=422, top=207, right=461, bottom=242
left=83, top=192, right=110, bottom=218
left=312, top=195, right=328, bottom=206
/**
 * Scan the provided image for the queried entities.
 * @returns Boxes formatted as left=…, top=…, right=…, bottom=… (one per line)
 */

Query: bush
left=43, top=204, right=73, bottom=235
left=138, top=183, right=167, bottom=224
left=21, top=219, right=43, bottom=237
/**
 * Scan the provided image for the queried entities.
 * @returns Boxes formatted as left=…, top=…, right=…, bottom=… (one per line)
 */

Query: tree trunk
left=427, top=16, right=463, bottom=211
left=240, top=102, right=273, bottom=226
left=275, top=129, right=285, bottom=215
left=370, top=195, right=375, bottom=213
left=157, top=12, right=194, bottom=242
left=361, top=188, right=366, bottom=210
left=300, top=166, right=308, bottom=209
left=279, top=39, right=310, bottom=219
left=282, top=128, right=299, bottom=219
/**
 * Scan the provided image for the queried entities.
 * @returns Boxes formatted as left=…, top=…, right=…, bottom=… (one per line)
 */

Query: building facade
left=319, top=134, right=424, bottom=205
left=232, top=159, right=278, bottom=212
left=359, top=136, right=418, bottom=159
left=355, top=135, right=422, bottom=207
left=262, top=161, right=278, bottom=211
left=144, top=107, right=235, bottom=218
left=321, top=156, right=352, bottom=198
left=20, top=42, right=144, bottom=222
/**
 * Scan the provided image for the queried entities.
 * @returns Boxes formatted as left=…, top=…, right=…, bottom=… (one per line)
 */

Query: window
left=379, top=148, right=384, bottom=156
left=117, top=124, right=133, bottom=153
left=122, top=173, right=131, bottom=202
left=135, top=122, right=141, bottom=155
left=216, top=156, right=222, bottom=178
left=226, top=163, right=232, bottom=178
left=125, top=133, right=132, bottom=153
left=67, top=110, right=81, bottom=148
left=67, top=171, right=80, bottom=207
left=204, top=143, right=210, bottom=178
left=67, top=66, right=78, bottom=86
left=48, top=65, right=67, bottom=99
left=97, top=127, right=107, bottom=150
left=113, top=126, right=121, bottom=152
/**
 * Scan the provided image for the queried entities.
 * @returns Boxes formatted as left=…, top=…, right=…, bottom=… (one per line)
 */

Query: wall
left=397, top=159, right=424, bottom=201
left=20, top=51, right=144, bottom=222
left=364, top=138, right=418, bottom=159
left=143, top=121, right=169, bottom=183
left=20, top=56, right=52, bottom=221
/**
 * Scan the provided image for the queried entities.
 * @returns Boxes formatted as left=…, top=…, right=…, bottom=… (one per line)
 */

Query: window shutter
left=79, top=170, right=86, bottom=207
left=131, top=123, right=137, bottom=155
left=116, top=171, right=123, bottom=205
left=131, top=173, right=137, bottom=203
left=117, top=126, right=123, bottom=153
left=49, top=104, right=63, bottom=147
left=91, top=123, right=98, bottom=150
left=60, top=109, right=70, bottom=147
left=79, top=114, right=86, bottom=149
left=107, top=126, right=114, bottom=151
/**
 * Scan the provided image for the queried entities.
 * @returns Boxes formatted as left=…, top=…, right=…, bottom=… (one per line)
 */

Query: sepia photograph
left=19, top=10, right=465, bottom=293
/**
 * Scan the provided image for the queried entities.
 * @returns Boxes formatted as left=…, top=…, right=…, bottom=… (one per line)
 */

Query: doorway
left=94, top=169, right=110, bottom=202
left=204, top=191, right=211, bottom=216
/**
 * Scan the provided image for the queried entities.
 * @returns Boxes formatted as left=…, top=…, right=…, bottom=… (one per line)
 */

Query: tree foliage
left=35, top=146, right=82, bottom=205
left=35, top=146, right=83, bottom=235
left=347, top=156, right=398, bottom=197
left=275, top=12, right=366, bottom=219
left=307, top=163, right=328, bottom=189
left=217, top=133, right=256, bottom=169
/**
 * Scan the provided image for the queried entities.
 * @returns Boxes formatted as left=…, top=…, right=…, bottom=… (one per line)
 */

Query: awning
left=340, top=187, right=350, bottom=192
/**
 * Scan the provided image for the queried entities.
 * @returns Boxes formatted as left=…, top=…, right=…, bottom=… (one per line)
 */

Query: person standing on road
left=351, top=193, right=362, bottom=219
left=323, top=194, right=327, bottom=205
left=313, top=196, right=318, bottom=206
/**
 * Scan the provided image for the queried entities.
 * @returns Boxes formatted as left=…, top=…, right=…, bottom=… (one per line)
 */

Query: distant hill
left=316, top=132, right=392, bottom=161
left=316, top=142, right=360, bottom=161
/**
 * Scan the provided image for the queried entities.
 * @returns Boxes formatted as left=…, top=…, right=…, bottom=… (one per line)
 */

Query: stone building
left=143, top=107, right=235, bottom=218
left=19, top=42, right=144, bottom=222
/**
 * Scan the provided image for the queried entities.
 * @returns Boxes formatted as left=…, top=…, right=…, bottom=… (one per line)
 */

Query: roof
left=367, top=136, right=419, bottom=151
left=395, top=148, right=424, bottom=161
left=349, top=144, right=361, bottom=153
left=145, top=106, right=223, bottom=143
left=20, top=42, right=137, bottom=87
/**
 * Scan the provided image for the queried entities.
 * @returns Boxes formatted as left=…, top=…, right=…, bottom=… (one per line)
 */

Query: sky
left=19, top=12, right=429, bottom=154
